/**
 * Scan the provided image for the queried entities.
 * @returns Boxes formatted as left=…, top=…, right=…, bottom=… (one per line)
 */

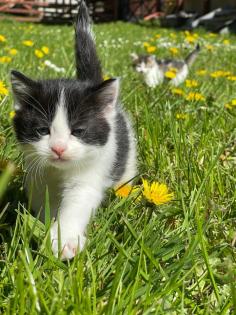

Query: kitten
left=131, top=44, right=200, bottom=87
left=11, top=0, right=136, bottom=260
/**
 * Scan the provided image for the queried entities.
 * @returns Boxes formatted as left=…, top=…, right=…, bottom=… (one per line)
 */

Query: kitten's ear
left=130, top=52, right=139, bottom=62
left=10, top=70, right=38, bottom=108
left=95, top=78, right=119, bottom=112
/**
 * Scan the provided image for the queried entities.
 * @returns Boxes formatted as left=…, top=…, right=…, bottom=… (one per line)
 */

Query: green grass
left=0, top=19, right=236, bottom=314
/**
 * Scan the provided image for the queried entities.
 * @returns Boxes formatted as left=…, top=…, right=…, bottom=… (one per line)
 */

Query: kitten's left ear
left=95, top=78, right=119, bottom=113
left=10, top=70, right=38, bottom=107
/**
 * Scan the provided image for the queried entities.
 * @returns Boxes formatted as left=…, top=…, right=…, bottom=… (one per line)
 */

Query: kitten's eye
left=72, top=128, right=85, bottom=137
left=36, top=127, right=50, bottom=135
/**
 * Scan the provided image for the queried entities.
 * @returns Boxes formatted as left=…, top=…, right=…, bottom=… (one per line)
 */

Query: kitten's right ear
left=10, top=70, right=38, bottom=108
left=130, top=53, right=139, bottom=62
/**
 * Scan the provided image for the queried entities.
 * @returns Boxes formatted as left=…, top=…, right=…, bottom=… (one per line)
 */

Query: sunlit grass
left=0, top=19, right=236, bottom=314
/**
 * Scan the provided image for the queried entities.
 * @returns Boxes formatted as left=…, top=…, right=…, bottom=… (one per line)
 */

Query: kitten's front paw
left=50, top=222, right=86, bottom=260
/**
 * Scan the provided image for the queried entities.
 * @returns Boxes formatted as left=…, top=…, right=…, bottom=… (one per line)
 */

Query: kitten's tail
left=75, top=0, right=102, bottom=84
left=185, top=44, right=200, bottom=67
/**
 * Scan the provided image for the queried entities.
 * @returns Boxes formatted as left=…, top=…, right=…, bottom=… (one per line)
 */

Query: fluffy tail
left=75, top=0, right=102, bottom=84
left=185, top=44, right=200, bottom=66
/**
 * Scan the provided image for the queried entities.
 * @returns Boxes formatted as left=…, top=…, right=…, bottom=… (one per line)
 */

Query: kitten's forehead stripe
left=51, top=89, right=70, bottom=137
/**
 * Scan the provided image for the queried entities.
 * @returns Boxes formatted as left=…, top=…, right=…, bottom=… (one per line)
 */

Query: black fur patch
left=111, top=112, right=129, bottom=182
left=12, top=73, right=112, bottom=146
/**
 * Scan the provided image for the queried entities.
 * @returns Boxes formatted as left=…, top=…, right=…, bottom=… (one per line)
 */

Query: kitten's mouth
left=50, top=157, right=69, bottom=163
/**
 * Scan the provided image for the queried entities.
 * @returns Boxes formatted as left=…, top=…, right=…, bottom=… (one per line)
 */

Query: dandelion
left=22, top=40, right=34, bottom=47
left=185, top=31, right=198, bottom=44
left=165, top=67, right=177, bottom=79
left=115, top=184, right=139, bottom=198
left=0, top=35, right=6, bottom=42
left=224, top=99, right=236, bottom=110
left=186, top=92, right=205, bottom=101
left=41, top=46, right=49, bottom=54
left=176, top=113, right=188, bottom=120
left=170, top=33, right=176, bottom=39
left=103, top=74, right=110, bottom=81
left=146, top=46, right=156, bottom=53
left=223, top=39, right=230, bottom=45
left=9, top=48, right=18, bottom=56
left=142, top=179, right=174, bottom=205
left=208, top=33, right=217, bottom=38
left=0, top=81, right=8, bottom=98
left=169, top=47, right=179, bottom=55
left=205, top=44, right=214, bottom=52
left=0, top=56, right=12, bottom=63
left=210, top=70, right=230, bottom=78
left=227, top=76, right=236, bottom=81
left=155, top=34, right=161, bottom=39
left=143, top=42, right=150, bottom=48
left=9, top=111, right=16, bottom=119
left=185, top=80, right=198, bottom=88
left=171, top=88, right=184, bottom=96
left=34, top=49, right=44, bottom=58
left=196, top=69, right=207, bottom=76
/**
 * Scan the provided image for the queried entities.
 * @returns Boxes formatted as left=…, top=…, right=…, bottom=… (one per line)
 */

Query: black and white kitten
left=11, top=1, right=136, bottom=260
left=131, top=44, right=200, bottom=87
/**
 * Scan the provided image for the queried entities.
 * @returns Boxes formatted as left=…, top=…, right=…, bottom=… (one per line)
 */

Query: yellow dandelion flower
left=210, top=70, right=228, bottom=78
left=223, top=39, right=230, bottom=45
left=170, top=33, right=177, bottom=39
left=34, top=49, right=44, bottom=58
left=142, top=179, right=174, bottom=205
left=41, top=46, right=49, bottom=54
left=205, top=44, right=214, bottom=52
left=115, top=184, right=139, bottom=198
left=186, top=92, right=205, bottom=101
left=185, top=80, right=198, bottom=88
left=9, top=111, right=16, bottom=119
left=155, top=34, right=161, bottom=39
left=0, top=56, right=11, bottom=63
left=171, top=88, right=184, bottom=96
left=196, top=69, right=207, bottom=76
left=9, top=48, right=18, bottom=56
left=176, top=113, right=188, bottom=120
left=208, top=33, right=217, bottom=38
left=103, top=74, right=110, bottom=81
left=143, top=42, right=150, bottom=48
left=165, top=68, right=177, bottom=79
left=0, top=81, right=9, bottom=97
left=146, top=46, right=156, bottom=53
left=165, top=71, right=176, bottom=79
left=228, top=76, right=236, bottom=81
left=232, top=99, right=236, bottom=105
left=185, top=35, right=196, bottom=44
left=0, top=35, right=6, bottom=42
left=22, top=40, right=34, bottom=47
left=169, top=47, right=179, bottom=55
left=224, top=103, right=232, bottom=110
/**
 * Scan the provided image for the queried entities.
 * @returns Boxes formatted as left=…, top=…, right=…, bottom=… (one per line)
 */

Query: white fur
left=23, top=85, right=136, bottom=260
left=170, top=64, right=189, bottom=86
left=136, top=62, right=164, bottom=88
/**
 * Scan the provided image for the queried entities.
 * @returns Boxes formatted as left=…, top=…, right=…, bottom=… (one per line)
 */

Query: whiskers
left=23, top=149, right=48, bottom=189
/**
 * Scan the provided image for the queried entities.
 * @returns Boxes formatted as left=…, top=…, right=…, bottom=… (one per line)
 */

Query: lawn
left=0, top=19, right=236, bottom=314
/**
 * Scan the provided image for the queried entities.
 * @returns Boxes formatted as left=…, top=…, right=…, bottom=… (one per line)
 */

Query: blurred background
left=0, top=0, right=236, bottom=33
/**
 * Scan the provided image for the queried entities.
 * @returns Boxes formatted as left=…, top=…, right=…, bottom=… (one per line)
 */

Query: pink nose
left=51, top=145, right=66, bottom=157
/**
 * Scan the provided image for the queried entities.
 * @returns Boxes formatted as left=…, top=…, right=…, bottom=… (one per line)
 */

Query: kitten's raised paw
left=50, top=223, right=86, bottom=260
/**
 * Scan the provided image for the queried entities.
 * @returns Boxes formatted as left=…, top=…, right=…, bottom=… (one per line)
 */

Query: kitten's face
left=11, top=71, right=118, bottom=169
left=131, top=55, right=156, bottom=74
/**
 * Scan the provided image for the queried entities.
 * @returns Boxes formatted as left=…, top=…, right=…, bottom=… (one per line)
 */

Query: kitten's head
left=131, top=53, right=156, bottom=74
left=11, top=70, right=119, bottom=169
